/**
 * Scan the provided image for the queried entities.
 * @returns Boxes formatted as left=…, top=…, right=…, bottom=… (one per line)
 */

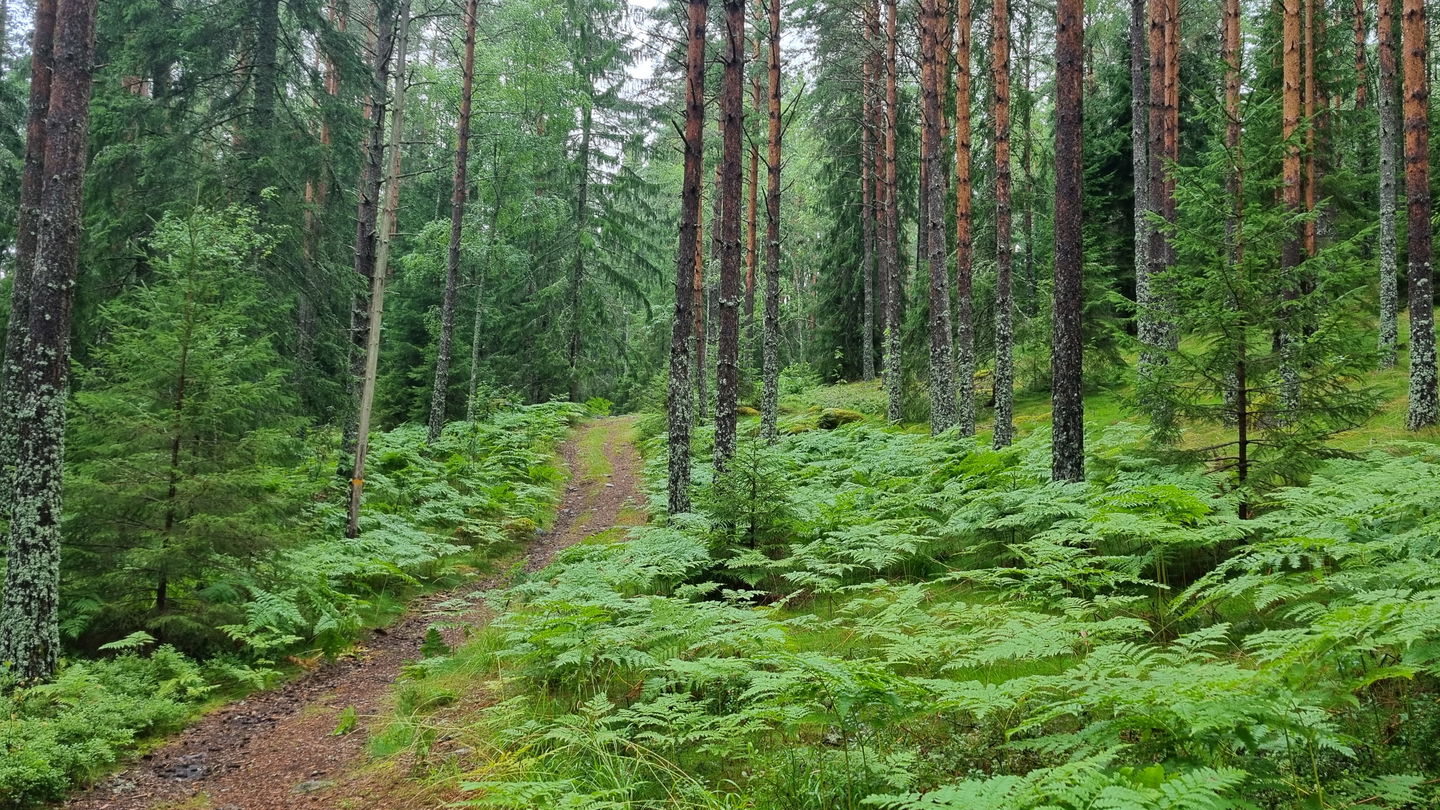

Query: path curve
left=62, top=417, right=644, bottom=810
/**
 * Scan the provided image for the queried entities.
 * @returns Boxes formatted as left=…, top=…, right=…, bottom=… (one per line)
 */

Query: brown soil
left=60, top=417, right=644, bottom=810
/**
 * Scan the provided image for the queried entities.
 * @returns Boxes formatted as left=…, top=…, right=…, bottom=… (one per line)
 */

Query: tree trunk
left=0, top=0, right=99, bottom=684
left=343, top=0, right=396, bottom=466
left=0, top=0, right=57, bottom=516
left=1356, top=0, right=1369, bottom=110
left=954, top=0, right=975, bottom=435
left=760, top=0, right=783, bottom=442
left=715, top=0, right=745, bottom=468
left=1404, top=0, right=1438, bottom=429
left=1302, top=0, right=1317, bottom=261
left=861, top=9, right=876, bottom=383
left=1141, top=0, right=1178, bottom=427
left=746, top=31, right=762, bottom=335
left=566, top=23, right=594, bottom=404
left=1130, top=0, right=1149, bottom=347
left=921, top=0, right=957, bottom=432
left=697, top=164, right=716, bottom=422
left=1280, top=0, right=1303, bottom=415
left=428, top=0, right=479, bottom=443
left=992, top=0, right=1014, bottom=448
left=668, top=0, right=708, bottom=513
left=1380, top=0, right=1400, bottom=367
left=346, top=0, right=412, bottom=539
left=249, top=0, right=281, bottom=205
left=1224, top=0, right=1248, bottom=513
left=1051, top=0, right=1084, bottom=482
left=882, top=0, right=903, bottom=424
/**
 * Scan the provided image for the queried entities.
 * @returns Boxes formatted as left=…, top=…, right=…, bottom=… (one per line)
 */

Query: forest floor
left=60, top=416, right=646, bottom=810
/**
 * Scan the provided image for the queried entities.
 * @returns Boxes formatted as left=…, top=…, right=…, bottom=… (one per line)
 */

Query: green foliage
left=383, top=414, right=1440, bottom=810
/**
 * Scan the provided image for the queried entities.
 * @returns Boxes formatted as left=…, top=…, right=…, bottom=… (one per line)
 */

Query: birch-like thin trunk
left=882, top=0, right=903, bottom=424
left=861, top=7, right=876, bottom=383
left=1379, top=0, right=1400, bottom=367
left=992, top=0, right=1015, bottom=448
left=346, top=0, right=411, bottom=539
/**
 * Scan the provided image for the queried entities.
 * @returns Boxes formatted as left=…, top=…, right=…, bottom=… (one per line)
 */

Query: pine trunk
left=760, top=0, right=783, bottom=442
left=0, top=0, right=57, bottom=514
left=1130, top=0, right=1148, bottom=340
left=715, top=0, right=745, bottom=467
left=667, top=0, right=708, bottom=513
left=1280, top=0, right=1303, bottom=415
left=921, top=0, right=957, bottom=432
left=746, top=31, right=762, bottom=334
left=861, top=4, right=876, bottom=383
left=1355, top=0, right=1369, bottom=110
left=1403, top=0, right=1438, bottom=429
left=1380, top=0, right=1400, bottom=367
left=0, top=0, right=99, bottom=683
left=427, top=0, right=479, bottom=443
left=954, top=0, right=975, bottom=435
left=346, top=0, right=411, bottom=539
left=1051, top=0, right=1084, bottom=482
left=992, top=0, right=1014, bottom=448
left=883, top=0, right=902, bottom=424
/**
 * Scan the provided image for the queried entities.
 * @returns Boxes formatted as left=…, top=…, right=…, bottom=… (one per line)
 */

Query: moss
left=817, top=408, right=865, bottom=430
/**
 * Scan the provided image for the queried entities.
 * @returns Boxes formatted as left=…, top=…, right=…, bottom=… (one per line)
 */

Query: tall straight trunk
left=1223, top=0, right=1248, bottom=503
left=668, top=0, right=708, bottom=513
left=1020, top=7, right=1036, bottom=315
left=1302, top=0, right=1317, bottom=260
left=992, top=0, right=1014, bottom=448
left=1051, top=0, right=1084, bottom=482
left=344, top=0, right=396, bottom=465
left=0, top=0, right=57, bottom=512
left=1280, top=0, right=1303, bottom=413
left=1403, top=0, right=1438, bottom=429
left=873, top=0, right=889, bottom=379
left=882, top=0, right=902, bottom=423
left=0, top=0, right=99, bottom=683
left=921, top=0, right=957, bottom=432
left=427, top=0, right=478, bottom=443
left=715, top=0, right=745, bottom=467
left=1141, top=0, right=1178, bottom=426
left=954, top=0, right=975, bottom=435
left=1130, top=0, right=1149, bottom=347
left=861, top=12, right=876, bottom=383
left=346, top=0, right=411, bottom=539
left=746, top=32, right=762, bottom=333
left=1379, top=0, right=1400, bottom=367
left=698, top=164, right=718, bottom=421
left=760, top=0, right=783, bottom=441
left=566, top=27, right=594, bottom=404
left=1355, top=0, right=1369, bottom=110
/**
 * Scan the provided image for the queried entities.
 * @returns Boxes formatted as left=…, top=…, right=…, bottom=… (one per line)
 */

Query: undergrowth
left=0, top=401, right=582, bottom=807
left=377, top=403, right=1440, bottom=809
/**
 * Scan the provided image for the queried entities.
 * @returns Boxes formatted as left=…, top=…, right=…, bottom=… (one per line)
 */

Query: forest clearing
left=5, top=0, right=1440, bottom=806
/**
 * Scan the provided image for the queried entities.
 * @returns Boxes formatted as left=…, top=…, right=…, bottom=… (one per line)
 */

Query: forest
left=4, top=0, right=1440, bottom=806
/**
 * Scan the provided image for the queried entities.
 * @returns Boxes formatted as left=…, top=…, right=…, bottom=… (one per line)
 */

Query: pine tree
left=427, top=0, right=480, bottom=443
left=1378, top=0, right=1399, bottom=367
left=1129, top=0, right=1148, bottom=348
left=954, top=0, right=975, bottom=435
left=759, top=0, right=782, bottom=442
left=668, top=0, right=709, bottom=513
left=860, top=1, right=877, bottom=383
left=0, top=0, right=100, bottom=683
left=991, top=0, right=1014, bottom=448
left=920, top=0, right=957, bottom=433
left=1051, top=0, right=1083, bottom=481
left=1402, top=0, right=1438, bottom=429
left=882, top=0, right=902, bottom=424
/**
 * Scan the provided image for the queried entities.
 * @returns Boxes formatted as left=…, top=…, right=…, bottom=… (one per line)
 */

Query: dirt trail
left=62, top=417, right=644, bottom=810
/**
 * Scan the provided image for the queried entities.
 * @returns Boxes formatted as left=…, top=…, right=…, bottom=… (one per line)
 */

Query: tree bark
left=1141, top=0, right=1178, bottom=427
left=746, top=31, right=762, bottom=334
left=1403, top=0, right=1438, bottom=429
left=1051, top=0, right=1084, bottom=482
left=0, top=0, right=99, bottom=683
left=667, top=0, right=708, bottom=513
left=921, top=0, right=957, bottom=432
left=1280, top=0, right=1303, bottom=414
left=697, top=163, right=716, bottom=421
left=0, top=0, right=57, bottom=516
left=861, top=5, right=876, bottom=383
left=954, top=0, right=975, bottom=435
left=428, top=0, right=479, bottom=443
left=882, top=0, right=903, bottom=424
left=347, top=0, right=411, bottom=539
left=1355, top=0, right=1369, bottom=110
left=992, top=0, right=1014, bottom=448
left=714, top=0, right=745, bottom=467
left=1130, top=0, right=1149, bottom=349
left=760, top=0, right=782, bottom=442
left=1380, top=0, right=1400, bottom=367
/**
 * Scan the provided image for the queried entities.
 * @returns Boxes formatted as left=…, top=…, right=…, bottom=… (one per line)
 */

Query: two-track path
left=63, top=417, right=644, bottom=810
